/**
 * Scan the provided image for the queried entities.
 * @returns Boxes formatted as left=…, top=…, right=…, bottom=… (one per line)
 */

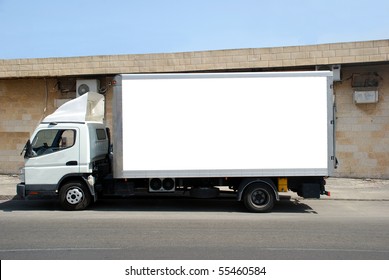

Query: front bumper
left=17, top=183, right=26, bottom=198
left=16, top=183, right=58, bottom=199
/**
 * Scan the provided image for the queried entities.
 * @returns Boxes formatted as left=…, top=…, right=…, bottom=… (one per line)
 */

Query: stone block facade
left=0, top=78, right=114, bottom=174
left=334, top=65, right=389, bottom=178
left=0, top=40, right=388, bottom=78
left=0, top=78, right=57, bottom=173
left=1, top=39, right=389, bottom=178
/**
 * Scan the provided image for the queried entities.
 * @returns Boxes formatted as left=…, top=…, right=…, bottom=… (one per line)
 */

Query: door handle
left=66, top=161, right=78, bottom=166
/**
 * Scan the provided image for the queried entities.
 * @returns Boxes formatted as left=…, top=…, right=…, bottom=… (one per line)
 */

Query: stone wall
left=334, top=65, right=389, bottom=178
left=1, top=40, right=388, bottom=78
left=0, top=78, right=57, bottom=173
left=0, top=78, right=114, bottom=174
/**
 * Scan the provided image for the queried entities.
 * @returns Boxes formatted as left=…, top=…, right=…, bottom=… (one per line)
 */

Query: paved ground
left=1, top=174, right=389, bottom=201
left=1, top=198, right=389, bottom=259
left=1, top=174, right=389, bottom=260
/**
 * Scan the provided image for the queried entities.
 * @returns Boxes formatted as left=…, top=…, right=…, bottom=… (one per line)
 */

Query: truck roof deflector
left=43, top=92, right=105, bottom=123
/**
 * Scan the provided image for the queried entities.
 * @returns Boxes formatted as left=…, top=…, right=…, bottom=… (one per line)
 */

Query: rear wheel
left=243, top=184, right=275, bottom=213
left=59, top=181, right=91, bottom=210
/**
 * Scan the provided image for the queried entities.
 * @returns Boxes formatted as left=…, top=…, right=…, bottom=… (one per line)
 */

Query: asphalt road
left=0, top=196, right=388, bottom=260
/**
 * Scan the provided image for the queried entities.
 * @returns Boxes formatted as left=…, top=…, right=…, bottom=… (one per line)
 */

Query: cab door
left=24, top=127, right=80, bottom=189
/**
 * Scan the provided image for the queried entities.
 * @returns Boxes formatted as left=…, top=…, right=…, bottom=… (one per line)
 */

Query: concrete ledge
left=1, top=39, right=388, bottom=78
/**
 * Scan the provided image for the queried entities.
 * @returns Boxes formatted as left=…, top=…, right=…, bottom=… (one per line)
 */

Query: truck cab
left=18, top=92, right=109, bottom=210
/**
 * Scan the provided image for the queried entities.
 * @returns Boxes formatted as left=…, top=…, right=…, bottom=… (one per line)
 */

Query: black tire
left=59, top=181, right=92, bottom=211
left=243, top=183, right=275, bottom=213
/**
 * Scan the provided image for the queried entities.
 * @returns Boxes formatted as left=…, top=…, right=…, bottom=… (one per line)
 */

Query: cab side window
left=96, top=128, right=107, bottom=140
left=31, top=129, right=76, bottom=157
left=60, top=130, right=75, bottom=148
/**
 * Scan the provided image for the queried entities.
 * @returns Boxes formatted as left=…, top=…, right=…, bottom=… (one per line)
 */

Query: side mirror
left=24, top=140, right=34, bottom=158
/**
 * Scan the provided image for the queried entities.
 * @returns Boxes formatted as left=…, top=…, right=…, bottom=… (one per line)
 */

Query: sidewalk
left=320, top=177, right=389, bottom=201
left=0, top=174, right=389, bottom=201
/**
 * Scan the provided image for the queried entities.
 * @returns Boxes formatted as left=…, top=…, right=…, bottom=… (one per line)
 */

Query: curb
left=1, top=195, right=388, bottom=202
left=0, top=195, right=21, bottom=201
left=298, top=197, right=389, bottom=202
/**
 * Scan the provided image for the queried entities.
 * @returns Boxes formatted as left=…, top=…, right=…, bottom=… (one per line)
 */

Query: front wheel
left=59, top=181, right=92, bottom=210
left=243, top=184, right=275, bottom=213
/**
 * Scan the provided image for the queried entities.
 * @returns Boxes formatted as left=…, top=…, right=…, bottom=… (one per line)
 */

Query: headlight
left=18, top=167, right=25, bottom=182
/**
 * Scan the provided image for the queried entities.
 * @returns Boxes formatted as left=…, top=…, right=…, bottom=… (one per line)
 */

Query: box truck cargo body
left=18, top=71, right=335, bottom=212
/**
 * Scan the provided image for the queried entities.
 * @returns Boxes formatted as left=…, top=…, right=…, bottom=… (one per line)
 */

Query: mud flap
left=301, top=183, right=321, bottom=199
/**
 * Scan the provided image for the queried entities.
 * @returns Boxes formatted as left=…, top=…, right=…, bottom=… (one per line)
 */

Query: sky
left=0, top=0, right=389, bottom=59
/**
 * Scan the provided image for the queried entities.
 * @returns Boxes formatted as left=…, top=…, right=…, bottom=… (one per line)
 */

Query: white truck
left=18, top=71, right=335, bottom=212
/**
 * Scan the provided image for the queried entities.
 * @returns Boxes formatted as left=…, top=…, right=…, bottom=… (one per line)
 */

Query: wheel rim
left=251, top=189, right=268, bottom=206
left=66, top=187, right=84, bottom=205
